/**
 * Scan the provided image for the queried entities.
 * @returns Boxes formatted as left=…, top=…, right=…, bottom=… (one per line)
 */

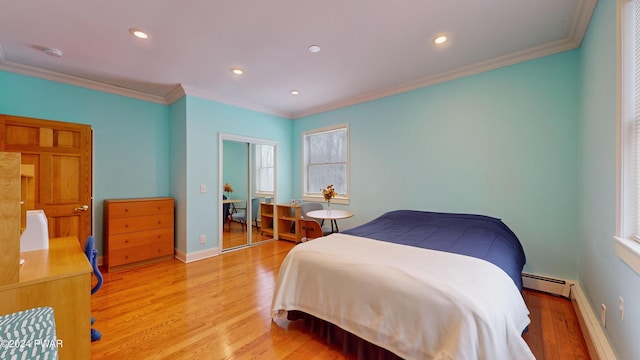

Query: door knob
left=74, top=205, right=89, bottom=211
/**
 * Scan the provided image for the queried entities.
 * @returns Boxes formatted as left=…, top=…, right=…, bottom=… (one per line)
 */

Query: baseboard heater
left=521, top=272, right=572, bottom=298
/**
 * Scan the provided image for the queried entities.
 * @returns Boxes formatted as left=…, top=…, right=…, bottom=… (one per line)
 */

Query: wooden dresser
left=104, top=197, right=175, bottom=271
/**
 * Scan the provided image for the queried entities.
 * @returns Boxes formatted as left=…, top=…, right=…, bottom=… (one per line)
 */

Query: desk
left=306, top=209, right=354, bottom=233
left=223, top=198, right=244, bottom=211
left=0, top=236, right=91, bottom=359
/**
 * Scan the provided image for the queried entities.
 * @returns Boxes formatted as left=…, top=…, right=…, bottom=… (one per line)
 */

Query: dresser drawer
left=104, top=197, right=175, bottom=271
left=107, top=213, right=174, bottom=235
left=109, top=246, right=155, bottom=268
left=108, top=228, right=174, bottom=251
left=107, top=198, right=173, bottom=218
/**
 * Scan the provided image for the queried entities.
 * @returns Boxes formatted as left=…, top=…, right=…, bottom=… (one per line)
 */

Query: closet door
left=222, top=139, right=250, bottom=249
left=220, top=134, right=277, bottom=251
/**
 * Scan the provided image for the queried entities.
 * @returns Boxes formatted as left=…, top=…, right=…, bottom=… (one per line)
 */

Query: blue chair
left=230, top=198, right=260, bottom=231
left=84, top=235, right=103, bottom=341
left=223, top=195, right=232, bottom=231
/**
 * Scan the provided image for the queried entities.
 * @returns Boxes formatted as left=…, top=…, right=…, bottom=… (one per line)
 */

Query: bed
left=271, top=210, right=534, bottom=359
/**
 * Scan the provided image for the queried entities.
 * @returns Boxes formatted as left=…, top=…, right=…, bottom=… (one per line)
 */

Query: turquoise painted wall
left=180, top=96, right=292, bottom=254
left=579, top=0, right=638, bottom=357
left=169, top=97, right=188, bottom=253
left=0, top=71, right=170, bottom=258
left=293, top=51, right=581, bottom=279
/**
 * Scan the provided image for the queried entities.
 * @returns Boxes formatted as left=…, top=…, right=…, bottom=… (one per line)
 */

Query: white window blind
left=303, top=125, right=349, bottom=200
left=255, top=144, right=274, bottom=194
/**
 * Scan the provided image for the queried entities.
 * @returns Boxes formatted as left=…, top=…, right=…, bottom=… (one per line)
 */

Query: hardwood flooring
left=91, top=240, right=590, bottom=360
left=222, top=223, right=271, bottom=250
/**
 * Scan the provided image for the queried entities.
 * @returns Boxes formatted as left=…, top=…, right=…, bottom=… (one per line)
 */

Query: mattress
left=342, top=210, right=527, bottom=290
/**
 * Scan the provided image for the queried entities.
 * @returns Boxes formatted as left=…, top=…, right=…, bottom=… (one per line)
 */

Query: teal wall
left=179, top=96, right=292, bottom=254
left=294, top=50, right=581, bottom=279
left=579, top=0, right=638, bottom=358
left=0, top=71, right=171, bottom=258
left=3, top=3, right=638, bottom=353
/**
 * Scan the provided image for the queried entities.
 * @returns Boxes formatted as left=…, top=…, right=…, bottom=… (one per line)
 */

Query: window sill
left=614, top=236, right=640, bottom=275
left=301, top=195, right=349, bottom=205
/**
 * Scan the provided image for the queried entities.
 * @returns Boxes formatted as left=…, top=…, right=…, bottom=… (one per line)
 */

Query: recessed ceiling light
left=308, top=45, right=321, bottom=53
left=42, top=47, right=63, bottom=57
left=290, top=90, right=300, bottom=95
left=433, top=35, right=448, bottom=45
left=129, top=28, right=149, bottom=39
left=231, top=68, right=244, bottom=75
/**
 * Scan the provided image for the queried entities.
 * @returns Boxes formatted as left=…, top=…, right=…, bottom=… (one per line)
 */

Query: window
left=302, top=125, right=349, bottom=203
left=255, top=144, right=274, bottom=195
left=616, top=0, right=640, bottom=274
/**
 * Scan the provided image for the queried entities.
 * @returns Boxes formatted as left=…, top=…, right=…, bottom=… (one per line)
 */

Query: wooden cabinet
left=0, top=152, right=21, bottom=286
left=104, top=197, right=174, bottom=271
left=259, top=203, right=302, bottom=243
left=260, top=203, right=275, bottom=238
left=0, top=236, right=92, bottom=360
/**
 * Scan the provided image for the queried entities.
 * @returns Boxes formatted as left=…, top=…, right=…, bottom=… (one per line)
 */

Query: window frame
left=615, top=0, right=640, bottom=275
left=301, top=124, right=350, bottom=204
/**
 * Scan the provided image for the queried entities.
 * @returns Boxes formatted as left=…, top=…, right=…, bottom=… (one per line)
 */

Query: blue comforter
left=342, top=210, right=526, bottom=291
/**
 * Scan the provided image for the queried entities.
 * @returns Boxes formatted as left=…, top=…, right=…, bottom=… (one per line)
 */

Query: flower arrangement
left=322, top=184, right=337, bottom=205
left=223, top=183, right=234, bottom=197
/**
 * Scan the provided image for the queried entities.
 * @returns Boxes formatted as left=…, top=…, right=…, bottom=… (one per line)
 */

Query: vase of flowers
left=223, top=183, right=234, bottom=198
left=322, top=184, right=336, bottom=212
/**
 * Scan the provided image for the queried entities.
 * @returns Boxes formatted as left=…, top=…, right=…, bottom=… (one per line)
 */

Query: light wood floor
left=91, top=240, right=590, bottom=360
left=222, top=222, right=271, bottom=250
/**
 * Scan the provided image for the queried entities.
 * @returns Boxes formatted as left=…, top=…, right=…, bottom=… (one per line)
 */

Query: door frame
left=219, top=133, right=278, bottom=251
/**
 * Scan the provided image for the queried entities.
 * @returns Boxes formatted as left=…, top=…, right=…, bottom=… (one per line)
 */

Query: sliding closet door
left=222, top=140, right=250, bottom=250
left=220, top=134, right=277, bottom=251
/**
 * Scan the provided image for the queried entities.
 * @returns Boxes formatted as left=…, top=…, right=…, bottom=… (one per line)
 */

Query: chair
left=223, top=195, right=231, bottom=231
left=84, top=235, right=103, bottom=342
left=300, top=219, right=324, bottom=241
left=230, top=198, right=260, bottom=231
left=300, top=202, right=332, bottom=236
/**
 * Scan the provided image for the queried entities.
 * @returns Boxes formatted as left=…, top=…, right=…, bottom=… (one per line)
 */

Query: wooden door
left=0, top=115, right=92, bottom=244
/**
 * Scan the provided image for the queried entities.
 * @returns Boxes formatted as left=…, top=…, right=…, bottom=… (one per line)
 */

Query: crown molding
left=291, top=36, right=581, bottom=119
left=178, top=85, right=293, bottom=119
left=0, top=58, right=168, bottom=105
left=291, top=0, right=597, bottom=119
left=165, top=85, right=187, bottom=105
left=0, top=0, right=596, bottom=120
left=569, top=0, right=598, bottom=47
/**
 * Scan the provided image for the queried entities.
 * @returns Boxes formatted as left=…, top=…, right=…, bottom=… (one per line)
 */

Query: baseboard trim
left=570, top=283, right=618, bottom=360
left=174, top=247, right=220, bottom=263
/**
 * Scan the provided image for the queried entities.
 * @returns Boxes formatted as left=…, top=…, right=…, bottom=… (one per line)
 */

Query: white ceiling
left=0, top=0, right=597, bottom=119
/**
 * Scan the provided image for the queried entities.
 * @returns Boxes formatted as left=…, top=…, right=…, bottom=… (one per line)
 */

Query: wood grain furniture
left=1, top=152, right=91, bottom=359
left=276, top=204, right=302, bottom=243
left=104, top=197, right=175, bottom=271
left=0, top=151, right=21, bottom=286
left=259, top=202, right=275, bottom=238
left=0, top=236, right=92, bottom=360
left=259, top=203, right=303, bottom=243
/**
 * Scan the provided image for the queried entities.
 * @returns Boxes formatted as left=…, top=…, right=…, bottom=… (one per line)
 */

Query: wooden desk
left=306, top=209, right=354, bottom=233
left=0, top=236, right=91, bottom=359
